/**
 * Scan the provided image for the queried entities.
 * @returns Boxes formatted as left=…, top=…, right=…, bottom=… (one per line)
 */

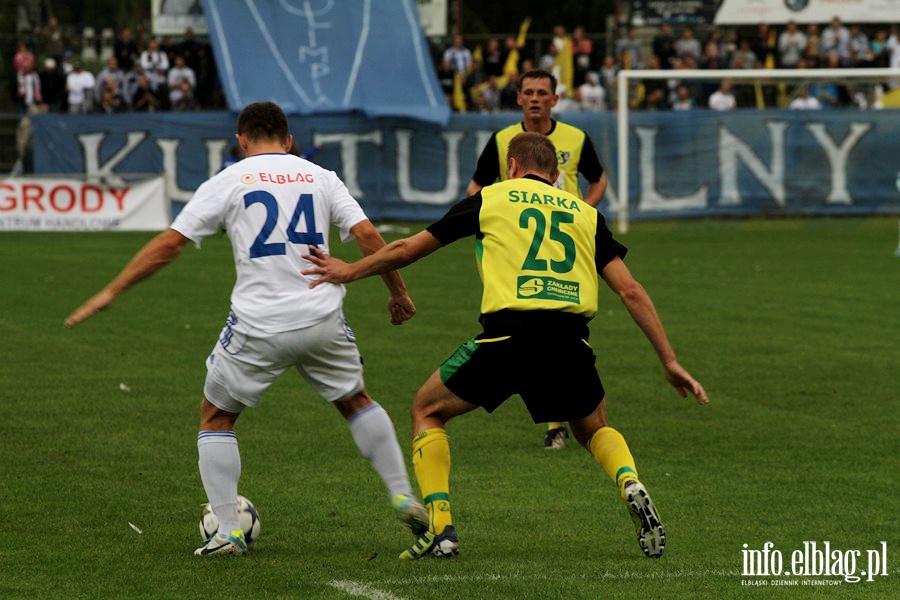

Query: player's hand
left=301, top=246, right=352, bottom=288
left=64, top=288, right=116, bottom=329
left=663, top=360, right=708, bottom=405
left=388, top=292, right=416, bottom=325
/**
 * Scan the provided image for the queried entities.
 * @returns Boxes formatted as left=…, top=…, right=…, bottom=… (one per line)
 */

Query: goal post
left=615, top=67, right=900, bottom=234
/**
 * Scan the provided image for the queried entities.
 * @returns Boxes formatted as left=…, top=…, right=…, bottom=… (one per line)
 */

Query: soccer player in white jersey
left=65, top=101, right=428, bottom=556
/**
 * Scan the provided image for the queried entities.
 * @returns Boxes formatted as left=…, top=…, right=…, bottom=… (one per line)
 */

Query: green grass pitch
left=1, top=217, right=897, bottom=599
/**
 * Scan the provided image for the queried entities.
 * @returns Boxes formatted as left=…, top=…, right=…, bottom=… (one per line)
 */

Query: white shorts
left=203, top=308, right=365, bottom=413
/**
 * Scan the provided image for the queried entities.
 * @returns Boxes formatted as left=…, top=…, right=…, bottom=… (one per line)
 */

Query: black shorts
left=438, top=318, right=605, bottom=423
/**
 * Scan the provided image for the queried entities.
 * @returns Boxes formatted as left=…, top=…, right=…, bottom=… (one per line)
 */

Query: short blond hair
left=507, top=132, right=558, bottom=177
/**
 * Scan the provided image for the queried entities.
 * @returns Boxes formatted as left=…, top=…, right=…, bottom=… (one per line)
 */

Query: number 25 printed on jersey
left=519, top=208, right=576, bottom=274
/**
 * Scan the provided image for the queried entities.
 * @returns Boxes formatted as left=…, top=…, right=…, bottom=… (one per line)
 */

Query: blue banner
left=31, top=109, right=900, bottom=223
left=200, top=0, right=449, bottom=125
left=624, top=109, right=900, bottom=218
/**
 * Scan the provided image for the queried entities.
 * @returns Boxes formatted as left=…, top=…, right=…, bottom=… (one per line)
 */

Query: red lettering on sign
left=81, top=185, right=104, bottom=212
left=0, top=183, right=15, bottom=211
left=109, top=187, right=129, bottom=212
left=259, top=173, right=269, bottom=182
left=49, top=185, right=76, bottom=212
left=22, top=184, right=45, bottom=212
left=276, top=174, right=285, bottom=184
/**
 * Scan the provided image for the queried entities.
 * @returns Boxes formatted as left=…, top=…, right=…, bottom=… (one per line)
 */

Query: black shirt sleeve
left=578, top=134, right=604, bottom=183
left=426, top=193, right=483, bottom=246
left=594, top=212, right=628, bottom=272
left=471, top=132, right=501, bottom=187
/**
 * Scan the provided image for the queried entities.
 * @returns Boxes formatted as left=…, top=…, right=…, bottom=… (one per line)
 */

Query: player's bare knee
left=570, top=402, right=609, bottom=448
left=200, top=397, right=240, bottom=431
left=410, top=394, right=435, bottom=421
left=334, top=389, right=374, bottom=420
left=411, top=389, right=449, bottom=427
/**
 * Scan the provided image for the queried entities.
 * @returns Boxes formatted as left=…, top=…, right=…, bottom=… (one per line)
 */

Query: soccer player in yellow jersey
left=303, top=132, right=708, bottom=560
left=467, top=69, right=609, bottom=449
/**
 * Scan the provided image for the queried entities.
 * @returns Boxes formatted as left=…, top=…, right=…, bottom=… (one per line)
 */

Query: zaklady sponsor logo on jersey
left=516, top=275, right=579, bottom=304
left=517, top=278, right=545, bottom=297
left=240, top=174, right=256, bottom=184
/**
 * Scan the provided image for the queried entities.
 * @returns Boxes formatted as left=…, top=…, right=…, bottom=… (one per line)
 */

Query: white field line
left=327, top=579, right=407, bottom=600
left=373, top=569, right=741, bottom=586
left=328, top=569, right=741, bottom=597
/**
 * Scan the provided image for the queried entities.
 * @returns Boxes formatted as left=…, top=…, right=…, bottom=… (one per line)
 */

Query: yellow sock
left=547, top=422, right=563, bottom=430
left=412, top=428, right=452, bottom=534
left=589, top=427, right=639, bottom=497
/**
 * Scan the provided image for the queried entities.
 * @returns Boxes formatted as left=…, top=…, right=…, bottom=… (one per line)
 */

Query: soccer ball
left=199, top=495, right=261, bottom=543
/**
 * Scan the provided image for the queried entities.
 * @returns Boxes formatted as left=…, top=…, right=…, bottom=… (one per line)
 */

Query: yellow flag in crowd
left=453, top=72, right=467, bottom=112
left=556, top=36, right=574, bottom=92
left=503, top=17, right=531, bottom=76
left=516, top=17, right=531, bottom=47
left=503, top=48, right=520, bottom=76
left=766, top=29, right=777, bottom=69
left=754, top=82, right=765, bottom=109
left=776, top=83, right=789, bottom=107
left=882, top=87, right=900, bottom=107
left=473, top=44, right=483, bottom=66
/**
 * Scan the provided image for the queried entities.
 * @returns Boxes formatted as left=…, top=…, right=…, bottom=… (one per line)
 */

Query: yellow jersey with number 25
left=476, top=175, right=599, bottom=319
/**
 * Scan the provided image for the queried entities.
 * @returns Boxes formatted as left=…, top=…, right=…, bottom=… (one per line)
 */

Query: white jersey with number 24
left=171, top=152, right=367, bottom=333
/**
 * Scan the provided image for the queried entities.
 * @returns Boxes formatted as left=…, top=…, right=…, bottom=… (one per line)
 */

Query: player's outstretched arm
left=465, top=179, right=484, bottom=197
left=349, top=220, right=417, bottom=325
left=303, top=230, right=441, bottom=289
left=600, top=257, right=708, bottom=405
left=64, top=229, right=191, bottom=329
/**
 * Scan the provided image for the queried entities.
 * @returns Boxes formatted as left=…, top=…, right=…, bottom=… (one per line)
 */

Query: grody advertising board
left=0, top=176, right=167, bottom=231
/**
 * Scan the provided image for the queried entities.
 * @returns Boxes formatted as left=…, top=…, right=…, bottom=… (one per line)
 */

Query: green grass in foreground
left=0, top=217, right=898, bottom=599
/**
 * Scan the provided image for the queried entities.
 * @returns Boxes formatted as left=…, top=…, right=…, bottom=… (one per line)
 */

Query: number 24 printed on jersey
left=244, top=191, right=323, bottom=259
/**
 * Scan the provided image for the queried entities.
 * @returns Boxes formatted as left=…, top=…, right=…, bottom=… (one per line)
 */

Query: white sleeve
left=170, top=178, right=228, bottom=246
left=322, top=170, right=367, bottom=242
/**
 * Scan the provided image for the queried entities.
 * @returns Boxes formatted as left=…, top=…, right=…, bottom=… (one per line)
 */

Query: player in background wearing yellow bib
left=303, top=133, right=708, bottom=560
left=467, top=69, right=608, bottom=449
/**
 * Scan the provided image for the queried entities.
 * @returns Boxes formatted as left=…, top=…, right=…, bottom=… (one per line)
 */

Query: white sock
left=198, top=431, right=241, bottom=536
left=348, top=402, right=412, bottom=498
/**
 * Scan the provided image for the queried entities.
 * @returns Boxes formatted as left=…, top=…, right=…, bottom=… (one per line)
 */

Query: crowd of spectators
left=11, top=15, right=900, bottom=116
left=12, top=15, right=220, bottom=116
left=438, top=18, right=900, bottom=113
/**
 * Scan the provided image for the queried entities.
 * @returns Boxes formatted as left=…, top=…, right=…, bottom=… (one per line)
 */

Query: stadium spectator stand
left=436, top=19, right=897, bottom=113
